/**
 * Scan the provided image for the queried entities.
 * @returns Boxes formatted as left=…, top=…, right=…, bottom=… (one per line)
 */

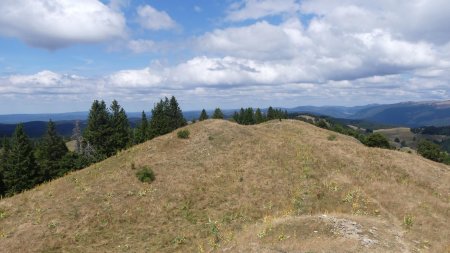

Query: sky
left=0, top=0, right=450, bottom=114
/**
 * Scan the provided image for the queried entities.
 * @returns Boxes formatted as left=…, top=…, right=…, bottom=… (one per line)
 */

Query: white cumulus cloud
left=136, top=5, right=177, bottom=30
left=0, top=0, right=126, bottom=50
left=226, top=0, right=301, bottom=21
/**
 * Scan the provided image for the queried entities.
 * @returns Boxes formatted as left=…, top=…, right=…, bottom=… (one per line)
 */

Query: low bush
left=417, top=140, right=445, bottom=162
left=364, top=133, right=391, bottom=149
left=327, top=134, right=337, bottom=141
left=177, top=129, right=190, bottom=139
left=136, top=167, right=155, bottom=183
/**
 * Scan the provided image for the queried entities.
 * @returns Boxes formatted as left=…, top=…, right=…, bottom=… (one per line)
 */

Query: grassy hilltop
left=0, top=120, right=449, bottom=252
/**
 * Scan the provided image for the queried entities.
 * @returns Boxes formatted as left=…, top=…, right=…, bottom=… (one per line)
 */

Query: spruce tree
left=0, top=169, right=5, bottom=196
left=110, top=100, right=130, bottom=151
left=0, top=138, right=10, bottom=196
left=135, top=111, right=149, bottom=144
left=238, top=108, right=245, bottom=124
left=212, top=108, right=224, bottom=119
left=199, top=109, right=209, bottom=121
left=84, top=100, right=113, bottom=157
left=255, top=108, right=264, bottom=124
left=169, top=96, right=187, bottom=129
left=244, top=108, right=255, bottom=125
left=3, top=124, right=39, bottom=194
left=232, top=111, right=239, bottom=123
left=149, top=98, right=171, bottom=138
left=267, top=106, right=275, bottom=120
left=35, top=120, right=69, bottom=181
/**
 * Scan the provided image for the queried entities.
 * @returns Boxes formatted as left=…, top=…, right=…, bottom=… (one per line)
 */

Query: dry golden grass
left=0, top=120, right=449, bottom=252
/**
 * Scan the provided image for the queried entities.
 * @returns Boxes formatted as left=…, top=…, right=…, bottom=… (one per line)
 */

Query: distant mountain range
left=288, top=100, right=450, bottom=127
left=1, top=100, right=450, bottom=138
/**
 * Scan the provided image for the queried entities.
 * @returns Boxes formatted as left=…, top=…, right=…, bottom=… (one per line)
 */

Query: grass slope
left=0, top=120, right=449, bottom=252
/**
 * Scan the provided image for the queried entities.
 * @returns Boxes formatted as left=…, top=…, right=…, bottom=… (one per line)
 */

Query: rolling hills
left=0, top=120, right=449, bottom=252
left=350, top=101, right=450, bottom=127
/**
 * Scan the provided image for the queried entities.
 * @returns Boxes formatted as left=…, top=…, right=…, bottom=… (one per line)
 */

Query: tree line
left=232, top=107, right=288, bottom=125
left=0, top=96, right=186, bottom=197
left=1, top=99, right=292, bottom=197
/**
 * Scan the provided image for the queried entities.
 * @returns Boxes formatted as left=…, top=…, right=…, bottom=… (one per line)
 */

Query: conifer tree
left=148, top=96, right=187, bottom=138
left=212, top=108, right=224, bottom=119
left=0, top=138, right=10, bottom=196
left=110, top=100, right=130, bottom=151
left=267, top=106, right=275, bottom=120
left=0, top=169, right=5, bottom=196
left=199, top=109, right=209, bottom=121
left=149, top=98, right=171, bottom=138
left=232, top=111, right=239, bottom=122
left=255, top=108, right=264, bottom=123
left=3, top=124, right=39, bottom=194
left=135, top=111, right=149, bottom=144
left=84, top=100, right=113, bottom=157
left=169, top=96, right=187, bottom=129
left=244, top=107, right=255, bottom=125
left=35, top=120, right=70, bottom=181
left=238, top=108, right=245, bottom=124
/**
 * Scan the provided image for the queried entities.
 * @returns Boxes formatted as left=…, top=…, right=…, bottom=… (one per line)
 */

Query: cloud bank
left=1, top=0, right=450, bottom=112
left=0, top=0, right=126, bottom=49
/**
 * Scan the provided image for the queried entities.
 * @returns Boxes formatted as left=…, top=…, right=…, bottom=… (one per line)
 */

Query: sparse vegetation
left=135, top=166, right=155, bottom=183
left=327, top=134, right=337, bottom=141
left=0, top=119, right=449, bottom=252
left=403, top=215, right=414, bottom=229
left=177, top=129, right=190, bottom=139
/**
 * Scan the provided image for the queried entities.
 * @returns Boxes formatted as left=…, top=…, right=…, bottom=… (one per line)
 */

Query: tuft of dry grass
left=0, top=120, right=449, bottom=252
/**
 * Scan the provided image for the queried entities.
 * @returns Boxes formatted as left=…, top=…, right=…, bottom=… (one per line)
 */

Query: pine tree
left=35, top=120, right=69, bottom=181
left=212, top=108, right=224, bottom=119
left=267, top=106, right=275, bottom=120
left=149, top=98, right=171, bottom=138
left=135, top=111, right=149, bottom=144
left=232, top=111, right=239, bottom=122
left=110, top=100, right=130, bottom=151
left=0, top=138, right=10, bottom=196
left=255, top=108, right=264, bottom=123
left=199, top=109, right=209, bottom=121
left=84, top=100, right=113, bottom=157
left=169, top=96, right=187, bottom=129
left=244, top=108, right=255, bottom=125
left=148, top=96, right=187, bottom=139
left=0, top=169, right=5, bottom=196
left=238, top=108, right=245, bottom=124
left=3, top=124, right=39, bottom=194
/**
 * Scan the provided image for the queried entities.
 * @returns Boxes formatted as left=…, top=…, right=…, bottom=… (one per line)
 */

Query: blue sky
left=0, top=0, right=450, bottom=113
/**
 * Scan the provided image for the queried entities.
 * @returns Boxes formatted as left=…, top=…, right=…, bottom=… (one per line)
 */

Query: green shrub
left=364, top=133, right=391, bottom=149
left=417, top=140, right=445, bottom=162
left=136, top=167, right=155, bottom=183
left=327, top=134, right=337, bottom=141
left=177, top=129, right=190, bottom=139
left=403, top=214, right=414, bottom=229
